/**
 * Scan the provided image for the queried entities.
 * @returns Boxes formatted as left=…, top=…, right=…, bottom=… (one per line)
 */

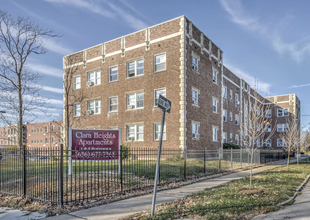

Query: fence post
left=248, top=151, right=249, bottom=165
left=204, top=147, right=206, bottom=174
left=119, top=144, right=123, bottom=192
left=230, top=148, right=233, bottom=170
left=218, top=148, right=221, bottom=171
left=240, top=149, right=242, bottom=169
left=60, top=144, right=64, bottom=206
left=23, top=145, right=26, bottom=198
left=184, top=148, right=187, bottom=180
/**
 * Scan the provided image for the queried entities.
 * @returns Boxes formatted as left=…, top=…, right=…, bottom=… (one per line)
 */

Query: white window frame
left=192, top=87, right=199, bottom=106
left=212, top=98, right=218, bottom=113
left=154, top=88, right=166, bottom=107
left=235, top=114, right=239, bottom=125
left=192, top=121, right=200, bottom=139
left=52, top=137, right=55, bottom=144
left=127, top=92, right=144, bottom=110
left=222, top=86, right=227, bottom=99
left=235, top=134, right=239, bottom=145
left=212, top=70, right=218, bottom=83
left=154, top=53, right=166, bottom=72
left=87, top=70, right=101, bottom=85
left=73, top=75, right=81, bottom=90
left=154, top=123, right=166, bottom=141
left=277, top=108, right=289, bottom=117
left=45, top=126, right=48, bottom=132
left=73, top=103, right=81, bottom=117
left=126, top=124, right=144, bottom=141
left=223, top=132, right=227, bottom=143
left=109, top=65, right=118, bottom=82
left=266, top=124, right=272, bottom=132
left=212, top=126, right=218, bottom=142
left=127, top=59, right=144, bottom=77
left=266, top=109, right=272, bottom=118
left=230, top=112, right=233, bottom=121
left=223, top=109, right=227, bottom=122
left=266, top=139, right=272, bottom=147
left=256, top=139, right=260, bottom=147
left=87, top=99, right=101, bottom=114
left=109, top=96, right=118, bottom=113
left=277, top=139, right=285, bottom=147
left=108, top=126, right=118, bottom=130
left=230, top=89, right=233, bottom=99
left=230, top=133, right=233, bottom=142
left=235, top=94, right=239, bottom=105
left=277, top=123, right=289, bottom=132
left=192, top=52, right=199, bottom=72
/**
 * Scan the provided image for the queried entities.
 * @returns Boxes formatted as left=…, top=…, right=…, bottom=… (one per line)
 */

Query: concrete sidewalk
left=45, top=159, right=301, bottom=220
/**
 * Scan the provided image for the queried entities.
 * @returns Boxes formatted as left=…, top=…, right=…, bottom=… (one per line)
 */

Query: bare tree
left=240, top=89, right=276, bottom=188
left=0, top=10, right=60, bottom=149
left=280, top=118, right=303, bottom=168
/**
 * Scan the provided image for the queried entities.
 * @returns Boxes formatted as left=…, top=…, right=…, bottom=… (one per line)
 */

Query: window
left=109, top=97, right=118, bottom=112
left=277, top=139, right=285, bottom=147
left=223, top=132, right=227, bottom=143
left=109, top=66, right=118, bottom=82
left=127, top=59, right=144, bottom=77
left=34, top=129, right=36, bottom=133
left=37, top=128, right=39, bottom=133
left=212, top=70, right=218, bottom=83
left=45, top=138, right=48, bottom=144
left=256, top=139, right=260, bottom=147
left=192, top=88, right=199, bottom=106
left=59, top=139, right=61, bottom=143
left=127, top=92, right=144, bottom=110
left=266, top=139, right=271, bottom=147
left=52, top=125, right=55, bottom=132
left=40, top=128, right=42, bottom=133
left=230, top=133, right=233, bottom=142
left=154, top=88, right=166, bottom=106
left=192, top=54, right=199, bottom=72
left=277, top=108, right=289, bottom=117
left=58, top=127, right=61, bottom=132
left=230, top=89, right=232, bottom=99
left=155, top=54, right=166, bottom=72
left=40, top=140, right=42, bottom=144
left=230, top=112, right=233, bottom=121
left=277, top=123, right=289, bottom=132
left=45, top=126, right=48, bottom=132
left=73, top=76, right=81, bottom=90
left=127, top=124, right=144, bottom=141
left=212, top=98, right=218, bottom=113
left=192, top=121, right=200, bottom=139
left=235, top=94, right=239, bottom=105
left=266, top=124, right=272, bottom=132
left=87, top=99, right=101, bottom=114
left=52, top=137, right=55, bottom=143
left=212, top=126, right=218, bottom=141
left=73, top=103, right=81, bottom=117
left=223, top=110, right=227, bottom=122
left=8, top=129, right=10, bottom=135
left=108, top=126, right=118, bottom=130
left=235, top=134, right=239, bottom=145
left=154, top=123, right=166, bottom=140
left=31, top=140, right=33, bottom=144
left=87, top=70, right=101, bottom=86
left=235, top=114, right=239, bottom=125
left=222, top=86, right=227, bottom=98
left=266, top=109, right=271, bottom=118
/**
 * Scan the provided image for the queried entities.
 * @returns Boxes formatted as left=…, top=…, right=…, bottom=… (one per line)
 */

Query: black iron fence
left=0, top=146, right=283, bottom=205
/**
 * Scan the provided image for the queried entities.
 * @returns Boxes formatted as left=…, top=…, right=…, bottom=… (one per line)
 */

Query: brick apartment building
left=0, top=120, right=63, bottom=148
left=63, top=16, right=301, bottom=151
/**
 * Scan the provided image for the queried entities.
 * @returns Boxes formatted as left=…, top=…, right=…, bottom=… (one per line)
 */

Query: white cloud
left=44, top=38, right=74, bottom=56
left=289, top=83, right=310, bottom=89
left=28, top=63, right=63, bottom=78
left=225, top=63, right=271, bottom=95
left=43, top=86, right=63, bottom=94
left=49, top=98, right=63, bottom=106
left=219, top=0, right=310, bottom=62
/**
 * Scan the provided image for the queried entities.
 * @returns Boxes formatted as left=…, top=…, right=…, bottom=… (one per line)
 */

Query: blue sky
left=2, top=0, right=310, bottom=127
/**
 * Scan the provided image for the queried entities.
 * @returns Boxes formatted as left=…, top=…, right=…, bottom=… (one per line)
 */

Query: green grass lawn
left=126, top=163, right=310, bottom=220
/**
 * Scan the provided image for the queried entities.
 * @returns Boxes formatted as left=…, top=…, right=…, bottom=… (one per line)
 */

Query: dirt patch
left=238, top=188, right=264, bottom=195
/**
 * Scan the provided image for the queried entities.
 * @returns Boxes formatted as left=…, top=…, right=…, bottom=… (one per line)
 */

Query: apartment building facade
left=63, top=16, right=300, bottom=151
left=0, top=120, right=63, bottom=148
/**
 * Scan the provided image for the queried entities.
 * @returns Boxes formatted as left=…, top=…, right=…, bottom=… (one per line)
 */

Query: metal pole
left=184, top=148, right=187, bottom=180
left=118, top=128, right=122, bottom=174
left=218, top=148, right=221, bottom=171
left=151, top=111, right=165, bottom=216
left=230, top=148, right=233, bottom=170
left=119, top=144, right=123, bottom=192
left=204, top=147, right=206, bottom=174
left=60, top=144, right=64, bottom=206
left=23, top=144, right=26, bottom=197
left=68, top=125, right=72, bottom=175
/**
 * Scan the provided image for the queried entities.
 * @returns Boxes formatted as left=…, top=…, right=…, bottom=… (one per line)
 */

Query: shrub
left=121, top=143, right=132, bottom=160
left=223, top=143, right=241, bottom=149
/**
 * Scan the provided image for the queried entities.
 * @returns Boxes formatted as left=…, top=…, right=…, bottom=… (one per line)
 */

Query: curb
left=276, top=174, right=310, bottom=206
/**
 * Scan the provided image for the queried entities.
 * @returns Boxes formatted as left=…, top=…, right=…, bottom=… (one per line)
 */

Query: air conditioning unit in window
left=193, top=133, right=200, bottom=139
left=128, top=72, right=135, bottom=77
left=86, top=81, right=94, bottom=87
left=128, top=136, right=135, bottom=141
left=87, top=110, right=94, bottom=115
left=192, top=65, right=198, bottom=71
left=127, top=105, right=135, bottom=109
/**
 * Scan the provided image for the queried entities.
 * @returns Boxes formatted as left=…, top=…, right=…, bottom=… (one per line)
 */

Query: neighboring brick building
left=0, top=120, right=63, bottom=148
left=63, top=16, right=301, bottom=151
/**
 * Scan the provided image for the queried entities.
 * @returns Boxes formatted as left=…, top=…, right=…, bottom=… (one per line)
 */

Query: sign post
left=68, top=125, right=72, bottom=175
left=151, top=95, right=171, bottom=216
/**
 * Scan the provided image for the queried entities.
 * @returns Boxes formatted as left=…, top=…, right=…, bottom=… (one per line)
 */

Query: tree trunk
left=18, top=76, right=23, bottom=150
left=287, top=148, right=291, bottom=170
left=297, top=148, right=299, bottom=165
left=250, top=147, right=254, bottom=189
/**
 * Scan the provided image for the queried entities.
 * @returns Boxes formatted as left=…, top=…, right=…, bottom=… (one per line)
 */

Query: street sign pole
left=68, top=124, right=72, bottom=175
left=151, top=94, right=171, bottom=216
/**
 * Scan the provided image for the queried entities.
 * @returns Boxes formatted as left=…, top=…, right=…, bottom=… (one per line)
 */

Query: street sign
left=157, top=95, right=171, bottom=114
